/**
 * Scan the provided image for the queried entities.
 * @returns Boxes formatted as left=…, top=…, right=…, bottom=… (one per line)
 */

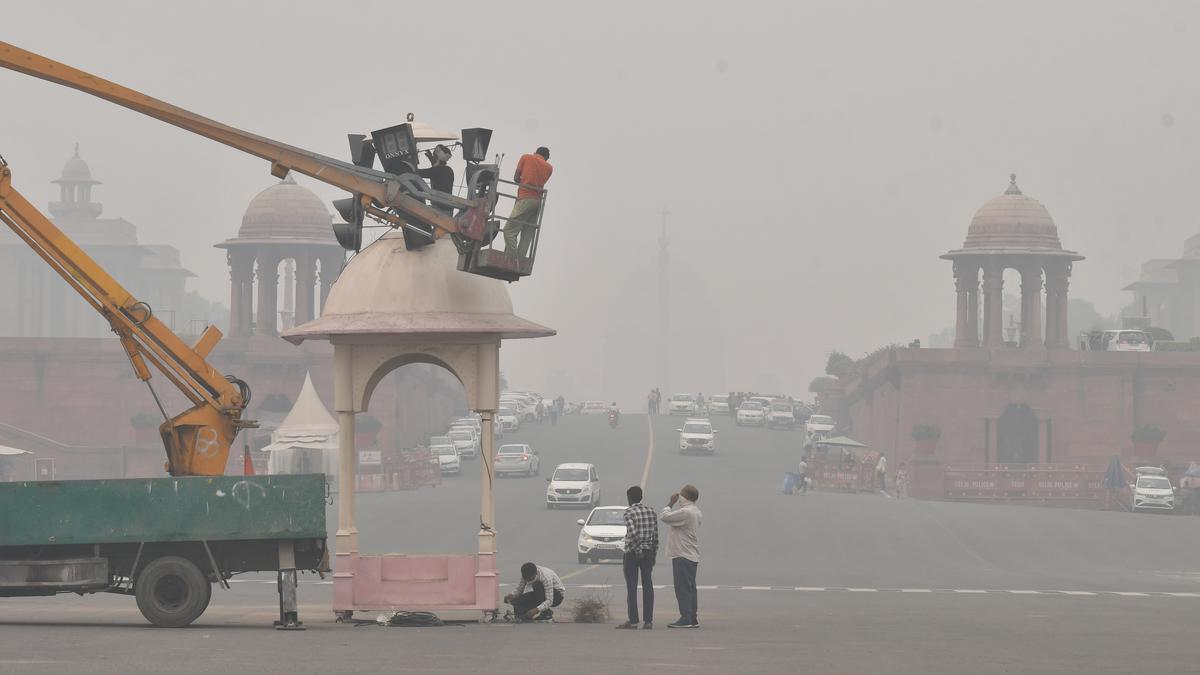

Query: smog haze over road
left=4, top=1, right=1200, bottom=404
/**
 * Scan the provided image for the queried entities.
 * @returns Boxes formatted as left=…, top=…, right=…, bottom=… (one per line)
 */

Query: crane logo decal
left=194, top=426, right=221, bottom=458
left=230, top=480, right=267, bottom=511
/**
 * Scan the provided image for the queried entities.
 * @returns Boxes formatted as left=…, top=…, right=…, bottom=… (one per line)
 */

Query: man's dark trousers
left=671, top=557, right=698, bottom=624
left=623, top=551, right=654, bottom=624
left=512, top=581, right=563, bottom=618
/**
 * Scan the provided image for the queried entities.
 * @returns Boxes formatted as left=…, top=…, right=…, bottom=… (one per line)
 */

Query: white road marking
left=561, top=565, right=599, bottom=581
left=1007, top=590, right=1041, bottom=595
left=741, top=586, right=772, bottom=590
left=847, top=588, right=878, bottom=592
left=1166, top=592, right=1200, bottom=597
left=641, top=414, right=655, bottom=488
left=1058, top=591, right=1096, bottom=596
left=953, top=589, right=987, bottom=594
left=900, top=588, right=932, bottom=593
left=1113, top=592, right=1148, bottom=596
left=794, top=587, right=825, bottom=591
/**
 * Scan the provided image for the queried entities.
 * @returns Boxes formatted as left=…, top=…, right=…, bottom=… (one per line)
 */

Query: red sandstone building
left=840, top=176, right=1200, bottom=481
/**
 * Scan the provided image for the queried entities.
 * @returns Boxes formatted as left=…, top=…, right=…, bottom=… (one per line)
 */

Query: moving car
left=678, top=418, right=717, bottom=454
left=736, top=400, right=767, bottom=426
left=581, top=401, right=609, bottom=415
left=768, top=401, right=796, bottom=430
left=708, top=394, right=730, bottom=415
left=805, top=414, right=835, bottom=438
left=546, top=462, right=602, bottom=509
left=448, top=428, right=478, bottom=458
left=432, top=444, right=460, bottom=475
left=495, top=443, right=540, bottom=477
left=669, top=393, right=699, bottom=416
left=497, top=407, right=520, bottom=431
left=575, top=506, right=627, bottom=563
left=1131, top=466, right=1175, bottom=512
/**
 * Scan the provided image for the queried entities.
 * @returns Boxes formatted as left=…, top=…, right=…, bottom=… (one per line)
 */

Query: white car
left=768, top=402, right=796, bottom=430
left=669, top=394, right=698, bottom=416
left=736, top=400, right=767, bottom=426
left=581, top=401, right=609, bottom=415
left=678, top=418, right=717, bottom=454
left=805, top=414, right=835, bottom=438
left=448, top=428, right=478, bottom=459
left=497, top=407, right=520, bottom=431
left=1132, top=466, right=1175, bottom=512
left=575, top=506, right=627, bottom=564
left=546, top=462, right=602, bottom=509
left=495, top=443, right=540, bottom=477
left=431, top=444, right=460, bottom=475
left=708, top=394, right=730, bottom=415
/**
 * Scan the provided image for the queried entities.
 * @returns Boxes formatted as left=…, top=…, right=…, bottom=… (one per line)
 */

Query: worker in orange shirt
left=504, top=146, right=553, bottom=258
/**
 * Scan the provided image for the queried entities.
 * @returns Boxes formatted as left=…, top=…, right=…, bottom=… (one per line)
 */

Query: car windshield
left=672, top=394, right=693, bottom=401
left=433, top=445, right=456, bottom=456
left=1137, top=476, right=1170, bottom=489
left=1118, top=332, right=1148, bottom=344
left=741, top=402, right=763, bottom=410
left=772, top=403, right=792, bottom=411
left=683, top=423, right=711, bottom=434
left=711, top=395, right=728, bottom=402
left=498, top=408, right=513, bottom=416
left=587, top=510, right=626, bottom=526
left=430, top=436, right=450, bottom=445
left=554, top=468, right=590, bottom=481
left=498, top=445, right=528, bottom=455
left=585, top=402, right=605, bottom=409
left=449, top=431, right=472, bottom=441
left=809, top=415, right=832, bottom=424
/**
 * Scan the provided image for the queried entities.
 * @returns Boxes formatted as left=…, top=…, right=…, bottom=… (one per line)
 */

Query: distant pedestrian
left=536, top=400, right=545, bottom=424
left=616, top=486, right=659, bottom=630
left=876, top=454, right=888, bottom=491
left=797, top=458, right=809, bottom=495
left=548, top=404, right=559, bottom=427
left=660, top=484, right=702, bottom=628
left=647, top=389, right=656, bottom=414
left=896, top=463, right=909, bottom=499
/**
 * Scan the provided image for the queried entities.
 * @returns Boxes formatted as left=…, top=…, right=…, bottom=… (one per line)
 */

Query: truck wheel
left=135, top=556, right=212, bottom=628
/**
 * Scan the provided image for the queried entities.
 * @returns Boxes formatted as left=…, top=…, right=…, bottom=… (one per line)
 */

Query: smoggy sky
left=3, top=1, right=1199, bottom=404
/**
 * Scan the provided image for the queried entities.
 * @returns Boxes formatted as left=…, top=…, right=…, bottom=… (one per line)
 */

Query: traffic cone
left=243, top=444, right=255, bottom=475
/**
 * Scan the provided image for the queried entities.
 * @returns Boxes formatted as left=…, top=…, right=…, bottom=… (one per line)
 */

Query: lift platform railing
left=456, top=176, right=547, bottom=282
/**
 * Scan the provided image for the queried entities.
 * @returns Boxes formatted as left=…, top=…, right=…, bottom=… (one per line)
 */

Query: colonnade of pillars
left=953, top=259, right=1072, bottom=349
left=228, top=251, right=342, bottom=337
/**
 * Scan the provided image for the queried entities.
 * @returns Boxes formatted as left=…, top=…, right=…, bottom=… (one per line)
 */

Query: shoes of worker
left=615, top=622, right=638, bottom=629
left=667, top=619, right=698, bottom=628
left=643, top=622, right=653, bottom=630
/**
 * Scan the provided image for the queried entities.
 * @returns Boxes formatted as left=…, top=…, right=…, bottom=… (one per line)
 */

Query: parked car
left=581, top=401, right=609, bottom=415
left=669, top=393, right=699, bottom=416
left=546, top=462, right=601, bottom=509
left=495, top=443, right=540, bottom=477
left=448, top=428, right=478, bottom=459
left=1131, top=466, right=1175, bottom=512
left=805, top=414, right=835, bottom=438
left=678, top=418, right=717, bottom=454
left=768, top=402, right=796, bottom=430
left=736, top=400, right=767, bottom=426
left=575, top=506, right=627, bottom=564
left=431, top=444, right=460, bottom=475
left=429, top=435, right=452, bottom=448
left=708, top=394, right=730, bottom=415
left=497, top=407, right=520, bottom=431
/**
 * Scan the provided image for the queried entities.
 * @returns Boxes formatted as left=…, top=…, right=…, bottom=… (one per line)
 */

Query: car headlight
left=581, top=533, right=594, bottom=543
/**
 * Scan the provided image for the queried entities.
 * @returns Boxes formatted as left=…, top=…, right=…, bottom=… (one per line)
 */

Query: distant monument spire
left=1005, top=173, right=1022, bottom=196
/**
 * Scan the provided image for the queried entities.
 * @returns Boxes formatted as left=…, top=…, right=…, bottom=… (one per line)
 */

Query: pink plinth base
left=333, top=552, right=499, bottom=613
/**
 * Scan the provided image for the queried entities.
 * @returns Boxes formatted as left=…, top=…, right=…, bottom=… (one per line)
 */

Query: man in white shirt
left=504, top=562, right=565, bottom=622
left=660, top=484, right=702, bottom=628
left=876, top=454, right=888, bottom=491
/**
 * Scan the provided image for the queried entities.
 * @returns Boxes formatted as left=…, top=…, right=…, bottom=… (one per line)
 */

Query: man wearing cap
left=504, top=146, right=553, bottom=258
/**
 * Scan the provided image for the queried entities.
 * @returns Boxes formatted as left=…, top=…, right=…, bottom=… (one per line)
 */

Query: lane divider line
left=641, top=414, right=655, bottom=489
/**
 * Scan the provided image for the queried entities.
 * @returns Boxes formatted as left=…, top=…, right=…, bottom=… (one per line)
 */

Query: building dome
left=282, top=234, right=554, bottom=342
left=237, top=174, right=334, bottom=242
left=53, top=144, right=99, bottom=185
left=960, top=174, right=1063, bottom=251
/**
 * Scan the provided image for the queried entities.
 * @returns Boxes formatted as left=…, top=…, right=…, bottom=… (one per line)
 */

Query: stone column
left=1020, top=264, right=1044, bottom=349
left=228, top=251, right=255, bottom=336
left=982, top=262, right=1005, bottom=347
left=1044, top=261, right=1071, bottom=348
left=953, top=262, right=972, bottom=348
left=295, top=256, right=317, bottom=326
left=255, top=255, right=280, bottom=336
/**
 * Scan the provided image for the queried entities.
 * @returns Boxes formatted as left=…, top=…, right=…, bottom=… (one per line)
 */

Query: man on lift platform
left=504, top=147, right=553, bottom=258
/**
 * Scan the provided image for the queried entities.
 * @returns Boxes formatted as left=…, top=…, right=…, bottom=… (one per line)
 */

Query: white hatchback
left=736, top=400, right=767, bottom=426
left=547, top=463, right=601, bottom=509
left=575, top=506, right=627, bottom=564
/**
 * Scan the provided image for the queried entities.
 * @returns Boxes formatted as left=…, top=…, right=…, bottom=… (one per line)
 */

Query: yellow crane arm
left=0, top=159, right=253, bottom=476
left=0, top=41, right=474, bottom=238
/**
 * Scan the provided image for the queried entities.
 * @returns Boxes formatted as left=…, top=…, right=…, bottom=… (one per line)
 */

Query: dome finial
left=1005, top=173, right=1022, bottom=195
left=73, top=142, right=80, bottom=159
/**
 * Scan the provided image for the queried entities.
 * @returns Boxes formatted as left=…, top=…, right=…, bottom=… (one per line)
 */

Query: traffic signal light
left=461, top=128, right=493, bottom=162
left=332, top=195, right=364, bottom=252
left=347, top=134, right=376, bottom=169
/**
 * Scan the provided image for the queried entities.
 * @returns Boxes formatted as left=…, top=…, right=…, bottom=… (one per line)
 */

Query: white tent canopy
left=0, top=445, right=32, bottom=456
left=262, top=373, right=339, bottom=479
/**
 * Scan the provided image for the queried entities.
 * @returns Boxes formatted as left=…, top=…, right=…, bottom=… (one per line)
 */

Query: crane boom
left=0, top=41, right=489, bottom=240
left=0, top=157, right=252, bottom=476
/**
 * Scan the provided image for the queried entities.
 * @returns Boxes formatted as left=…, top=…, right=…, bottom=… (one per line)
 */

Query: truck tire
left=135, top=556, right=212, bottom=628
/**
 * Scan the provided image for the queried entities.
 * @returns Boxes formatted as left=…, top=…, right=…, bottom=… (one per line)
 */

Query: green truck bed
left=0, top=474, right=326, bottom=547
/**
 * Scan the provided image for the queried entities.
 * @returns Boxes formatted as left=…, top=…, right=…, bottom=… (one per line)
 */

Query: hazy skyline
left=4, top=0, right=1200, bottom=403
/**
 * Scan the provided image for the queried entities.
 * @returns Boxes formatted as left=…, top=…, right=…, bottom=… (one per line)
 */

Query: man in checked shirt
left=615, top=485, right=660, bottom=629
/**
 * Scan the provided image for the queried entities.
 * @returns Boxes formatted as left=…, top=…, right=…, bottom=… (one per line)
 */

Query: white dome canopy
left=283, top=233, right=553, bottom=342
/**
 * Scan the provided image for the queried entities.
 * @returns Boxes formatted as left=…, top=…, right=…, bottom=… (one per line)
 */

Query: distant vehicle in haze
left=1131, top=466, right=1175, bottom=512
left=581, top=401, right=609, bottom=415
left=768, top=402, right=796, bottom=430
left=497, top=407, right=520, bottom=431
left=432, top=444, right=461, bottom=475
left=805, top=414, right=835, bottom=438
left=546, top=462, right=601, bottom=509
left=669, top=393, right=699, bottom=416
left=429, top=435, right=452, bottom=448
left=575, top=506, right=627, bottom=564
left=736, top=400, right=767, bottom=426
left=708, top=394, right=730, bottom=415
left=678, top=418, right=717, bottom=454
left=448, top=428, right=478, bottom=458
left=495, top=443, right=540, bottom=477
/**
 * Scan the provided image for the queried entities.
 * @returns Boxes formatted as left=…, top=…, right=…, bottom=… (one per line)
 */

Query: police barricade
left=943, top=464, right=1107, bottom=505
left=809, top=452, right=880, bottom=493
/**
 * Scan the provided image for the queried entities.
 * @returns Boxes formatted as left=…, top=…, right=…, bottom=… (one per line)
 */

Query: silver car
left=494, top=443, right=540, bottom=477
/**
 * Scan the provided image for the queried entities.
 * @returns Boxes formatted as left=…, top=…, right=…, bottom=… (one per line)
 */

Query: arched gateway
left=283, top=232, right=553, bottom=619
